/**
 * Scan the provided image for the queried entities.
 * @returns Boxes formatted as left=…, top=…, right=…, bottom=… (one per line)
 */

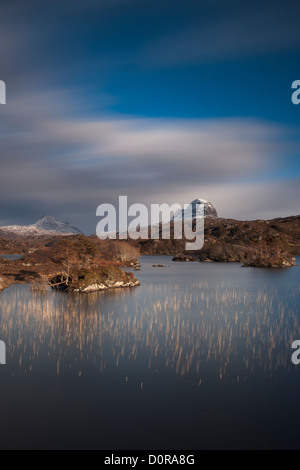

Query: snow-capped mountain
left=0, top=216, right=82, bottom=237
left=172, top=199, right=218, bottom=221
left=35, top=216, right=82, bottom=234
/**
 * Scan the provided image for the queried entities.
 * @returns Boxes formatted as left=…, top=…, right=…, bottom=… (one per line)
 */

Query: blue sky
left=0, top=0, right=299, bottom=232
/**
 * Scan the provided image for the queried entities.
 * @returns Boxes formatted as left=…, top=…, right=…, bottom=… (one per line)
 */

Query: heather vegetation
left=0, top=235, right=140, bottom=293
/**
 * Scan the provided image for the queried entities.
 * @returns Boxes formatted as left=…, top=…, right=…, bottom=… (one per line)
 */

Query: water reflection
left=0, top=258, right=299, bottom=384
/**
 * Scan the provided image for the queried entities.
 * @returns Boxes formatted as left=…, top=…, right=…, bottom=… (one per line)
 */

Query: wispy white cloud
left=44, top=117, right=284, bottom=181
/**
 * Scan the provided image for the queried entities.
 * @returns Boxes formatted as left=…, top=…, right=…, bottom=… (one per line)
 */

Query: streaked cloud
left=0, top=90, right=298, bottom=231
left=143, top=1, right=300, bottom=66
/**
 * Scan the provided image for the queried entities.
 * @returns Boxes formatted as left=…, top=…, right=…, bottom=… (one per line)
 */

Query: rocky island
left=50, top=265, right=140, bottom=293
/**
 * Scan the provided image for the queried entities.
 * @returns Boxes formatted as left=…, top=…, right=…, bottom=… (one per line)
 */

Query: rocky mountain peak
left=173, top=199, right=218, bottom=221
left=35, top=216, right=82, bottom=234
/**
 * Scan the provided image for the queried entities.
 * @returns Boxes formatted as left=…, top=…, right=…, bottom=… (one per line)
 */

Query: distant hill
left=0, top=216, right=82, bottom=237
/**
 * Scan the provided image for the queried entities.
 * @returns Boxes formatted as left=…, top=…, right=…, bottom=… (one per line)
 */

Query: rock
left=50, top=266, right=140, bottom=293
left=243, top=256, right=296, bottom=268
left=0, top=275, right=10, bottom=293
left=172, top=257, right=197, bottom=262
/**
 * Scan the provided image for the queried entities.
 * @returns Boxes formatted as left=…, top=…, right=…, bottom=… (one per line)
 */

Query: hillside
left=130, top=215, right=300, bottom=267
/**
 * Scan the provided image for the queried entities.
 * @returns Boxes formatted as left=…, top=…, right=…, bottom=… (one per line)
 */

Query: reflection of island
left=1, top=277, right=299, bottom=382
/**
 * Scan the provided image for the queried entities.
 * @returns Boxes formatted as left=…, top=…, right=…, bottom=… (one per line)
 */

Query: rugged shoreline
left=172, top=255, right=296, bottom=268
left=0, top=275, right=10, bottom=293
left=0, top=214, right=299, bottom=293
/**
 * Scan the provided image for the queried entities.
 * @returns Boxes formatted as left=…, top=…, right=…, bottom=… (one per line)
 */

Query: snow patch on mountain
left=0, top=216, right=82, bottom=237
left=172, top=199, right=218, bottom=221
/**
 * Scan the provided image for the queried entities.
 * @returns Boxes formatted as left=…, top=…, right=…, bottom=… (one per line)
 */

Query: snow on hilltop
left=0, top=216, right=82, bottom=237
left=35, top=216, right=82, bottom=234
left=172, top=199, right=218, bottom=221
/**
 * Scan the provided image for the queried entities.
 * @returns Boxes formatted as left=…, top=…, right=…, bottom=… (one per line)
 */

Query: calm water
left=0, top=254, right=23, bottom=260
left=0, top=256, right=299, bottom=450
